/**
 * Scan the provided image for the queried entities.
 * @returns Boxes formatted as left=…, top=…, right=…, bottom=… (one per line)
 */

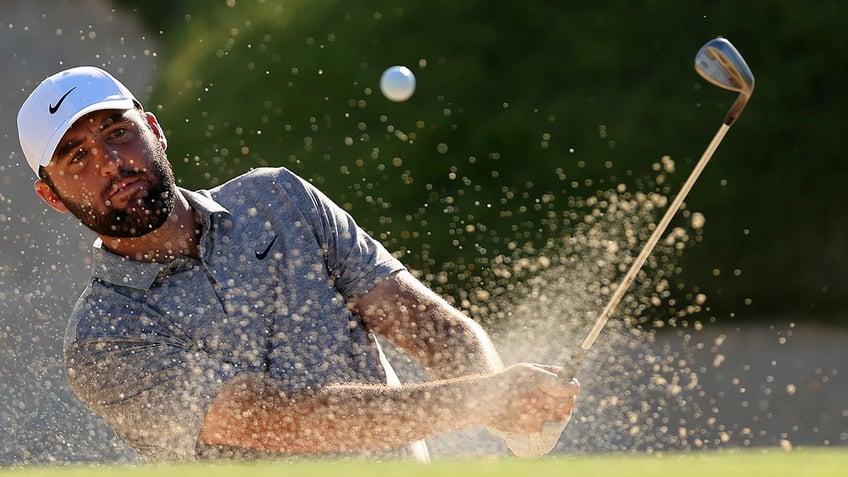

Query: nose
left=95, top=141, right=122, bottom=177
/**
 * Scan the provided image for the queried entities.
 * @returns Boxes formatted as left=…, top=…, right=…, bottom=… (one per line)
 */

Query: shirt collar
left=89, top=187, right=230, bottom=290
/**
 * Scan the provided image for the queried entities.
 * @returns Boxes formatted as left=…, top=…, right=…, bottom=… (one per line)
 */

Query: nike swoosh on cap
left=48, top=87, right=76, bottom=114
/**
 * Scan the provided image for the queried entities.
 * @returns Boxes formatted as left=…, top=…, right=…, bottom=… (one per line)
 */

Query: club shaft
left=560, top=122, right=731, bottom=381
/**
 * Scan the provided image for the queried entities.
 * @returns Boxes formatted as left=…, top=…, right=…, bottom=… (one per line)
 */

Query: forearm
left=199, top=372, right=493, bottom=454
left=412, top=305, right=503, bottom=378
left=356, top=270, right=503, bottom=379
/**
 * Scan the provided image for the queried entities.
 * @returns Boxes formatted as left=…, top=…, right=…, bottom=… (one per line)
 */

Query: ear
left=34, top=180, right=70, bottom=213
left=144, top=112, right=168, bottom=151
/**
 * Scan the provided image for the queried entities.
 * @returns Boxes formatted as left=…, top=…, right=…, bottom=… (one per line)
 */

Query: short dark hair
left=38, top=166, right=57, bottom=193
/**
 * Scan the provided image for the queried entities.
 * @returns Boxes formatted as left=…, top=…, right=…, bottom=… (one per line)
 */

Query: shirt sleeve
left=64, top=290, right=238, bottom=462
left=279, top=169, right=406, bottom=301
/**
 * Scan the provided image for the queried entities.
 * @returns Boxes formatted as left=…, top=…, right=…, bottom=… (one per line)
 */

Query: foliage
left=116, top=0, right=848, bottom=324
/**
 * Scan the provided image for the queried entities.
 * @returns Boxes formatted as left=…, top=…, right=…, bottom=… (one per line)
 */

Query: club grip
left=558, top=346, right=588, bottom=382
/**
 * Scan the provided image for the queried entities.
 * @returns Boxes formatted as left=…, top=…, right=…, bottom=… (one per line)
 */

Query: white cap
left=17, top=66, right=138, bottom=175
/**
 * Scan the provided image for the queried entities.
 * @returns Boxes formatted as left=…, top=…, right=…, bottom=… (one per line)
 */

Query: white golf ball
left=380, top=65, right=416, bottom=102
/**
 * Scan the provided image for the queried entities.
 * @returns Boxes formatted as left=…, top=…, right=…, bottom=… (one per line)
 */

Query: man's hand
left=483, top=364, right=579, bottom=458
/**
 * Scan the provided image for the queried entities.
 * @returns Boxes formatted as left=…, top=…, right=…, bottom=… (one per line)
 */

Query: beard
left=54, top=148, right=177, bottom=238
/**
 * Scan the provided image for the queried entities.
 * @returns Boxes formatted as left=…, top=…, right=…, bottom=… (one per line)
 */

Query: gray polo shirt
left=63, top=167, right=414, bottom=461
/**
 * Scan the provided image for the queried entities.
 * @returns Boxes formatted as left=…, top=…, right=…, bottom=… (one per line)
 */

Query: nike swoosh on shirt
left=49, top=87, right=76, bottom=114
left=255, top=234, right=278, bottom=259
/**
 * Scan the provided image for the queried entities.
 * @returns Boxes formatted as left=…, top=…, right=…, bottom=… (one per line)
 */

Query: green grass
left=3, top=448, right=846, bottom=477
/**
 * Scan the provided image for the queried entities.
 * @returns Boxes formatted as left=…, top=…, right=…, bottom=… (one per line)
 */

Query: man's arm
left=198, top=270, right=578, bottom=455
left=198, top=363, right=577, bottom=454
left=354, top=270, right=503, bottom=379
left=353, top=269, right=580, bottom=458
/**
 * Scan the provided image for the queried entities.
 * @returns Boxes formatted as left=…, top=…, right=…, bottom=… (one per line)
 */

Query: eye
left=108, top=127, right=127, bottom=139
left=69, top=148, right=87, bottom=164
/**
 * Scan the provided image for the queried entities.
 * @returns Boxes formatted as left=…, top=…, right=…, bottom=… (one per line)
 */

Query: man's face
left=37, top=108, right=176, bottom=238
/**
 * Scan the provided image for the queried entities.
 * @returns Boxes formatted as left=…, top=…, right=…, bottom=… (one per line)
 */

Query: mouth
left=108, top=176, right=147, bottom=205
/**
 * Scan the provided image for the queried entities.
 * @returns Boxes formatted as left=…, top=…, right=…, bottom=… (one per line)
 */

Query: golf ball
left=380, top=65, right=416, bottom=102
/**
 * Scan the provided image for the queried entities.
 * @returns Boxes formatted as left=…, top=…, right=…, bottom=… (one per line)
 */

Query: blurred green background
left=116, top=0, right=847, bottom=326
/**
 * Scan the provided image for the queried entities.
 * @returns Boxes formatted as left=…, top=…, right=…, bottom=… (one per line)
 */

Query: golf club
left=558, top=37, right=755, bottom=381
left=495, top=37, right=754, bottom=459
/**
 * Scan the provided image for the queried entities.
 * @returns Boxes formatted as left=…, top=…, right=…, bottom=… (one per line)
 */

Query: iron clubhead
left=695, top=37, right=755, bottom=125
left=695, top=37, right=755, bottom=95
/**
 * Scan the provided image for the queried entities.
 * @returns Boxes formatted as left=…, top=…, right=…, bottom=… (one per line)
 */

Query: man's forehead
left=58, top=108, right=135, bottom=141
left=72, top=108, right=136, bottom=128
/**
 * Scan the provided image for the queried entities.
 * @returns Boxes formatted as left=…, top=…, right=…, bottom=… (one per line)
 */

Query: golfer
left=16, top=66, right=578, bottom=462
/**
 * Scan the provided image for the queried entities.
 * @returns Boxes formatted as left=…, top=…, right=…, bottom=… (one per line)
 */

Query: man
left=16, top=66, right=578, bottom=462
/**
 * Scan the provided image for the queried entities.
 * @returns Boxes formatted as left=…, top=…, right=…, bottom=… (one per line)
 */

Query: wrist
left=461, top=372, right=502, bottom=428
